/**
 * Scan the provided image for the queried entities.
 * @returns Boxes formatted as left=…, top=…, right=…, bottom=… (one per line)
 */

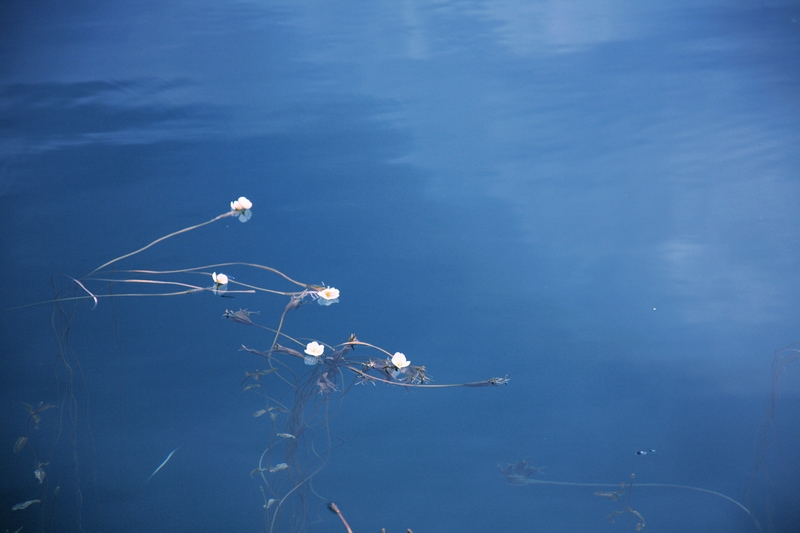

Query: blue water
left=2, top=2, right=799, bottom=532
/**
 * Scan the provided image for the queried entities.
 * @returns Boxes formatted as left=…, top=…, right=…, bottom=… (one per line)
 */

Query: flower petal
left=304, top=341, right=324, bottom=357
left=317, top=287, right=340, bottom=300
left=391, top=352, right=410, bottom=369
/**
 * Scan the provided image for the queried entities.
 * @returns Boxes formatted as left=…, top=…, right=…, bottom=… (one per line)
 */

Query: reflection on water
left=1, top=1, right=799, bottom=532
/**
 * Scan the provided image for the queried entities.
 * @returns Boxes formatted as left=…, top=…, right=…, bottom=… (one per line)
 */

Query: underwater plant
left=230, top=316, right=507, bottom=532
left=499, top=459, right=764, bottom=532
left=7, top=195, right=793, bottom=533
left=6, top=197, right=506, bottom=533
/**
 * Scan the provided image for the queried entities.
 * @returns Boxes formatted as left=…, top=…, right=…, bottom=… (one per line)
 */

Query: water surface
left=1, top=1, right=799, bottom=532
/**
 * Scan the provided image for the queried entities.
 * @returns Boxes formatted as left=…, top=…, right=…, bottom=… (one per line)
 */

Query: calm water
left=1, top=1, right=799, bottom=532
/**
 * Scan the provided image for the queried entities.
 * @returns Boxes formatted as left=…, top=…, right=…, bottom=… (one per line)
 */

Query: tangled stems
left=228, top=310, right=507, bottom=532
left=3, top=200, right=262, bottom=313
left=120, top=262, right=315, bottom=294
left=233, top=320, right=509, bottom=392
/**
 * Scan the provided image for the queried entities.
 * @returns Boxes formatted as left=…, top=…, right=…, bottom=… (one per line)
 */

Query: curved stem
left=85, top=211, right=236, bottom=278
left=521, top=478, right=763, bottom=533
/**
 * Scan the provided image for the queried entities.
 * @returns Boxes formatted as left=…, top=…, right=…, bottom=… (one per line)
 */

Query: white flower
left=231, top=196, right=253, bottom=211
left=212, top=272, right=229, bottom=286
left=316, top=287, right=340, bottom=306
left=391, top=352, right=410, bottom=369
left=231, top=196, right=253, bottom=223
left=304, top=341, right=324, bottom=357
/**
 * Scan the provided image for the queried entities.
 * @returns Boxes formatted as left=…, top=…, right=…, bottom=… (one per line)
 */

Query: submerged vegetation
left=6, top=196, right=795, bottom=533
left=7, top=197, right=506, bottom=533
left=498, top=459, right=764, bottom=532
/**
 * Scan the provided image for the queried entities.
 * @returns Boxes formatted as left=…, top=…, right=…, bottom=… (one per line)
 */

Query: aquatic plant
left=7, top=196, right=506, bottom=533
left=499, top=459, right=764, bottom=532
left=7, top=195, right=793, bottom=533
